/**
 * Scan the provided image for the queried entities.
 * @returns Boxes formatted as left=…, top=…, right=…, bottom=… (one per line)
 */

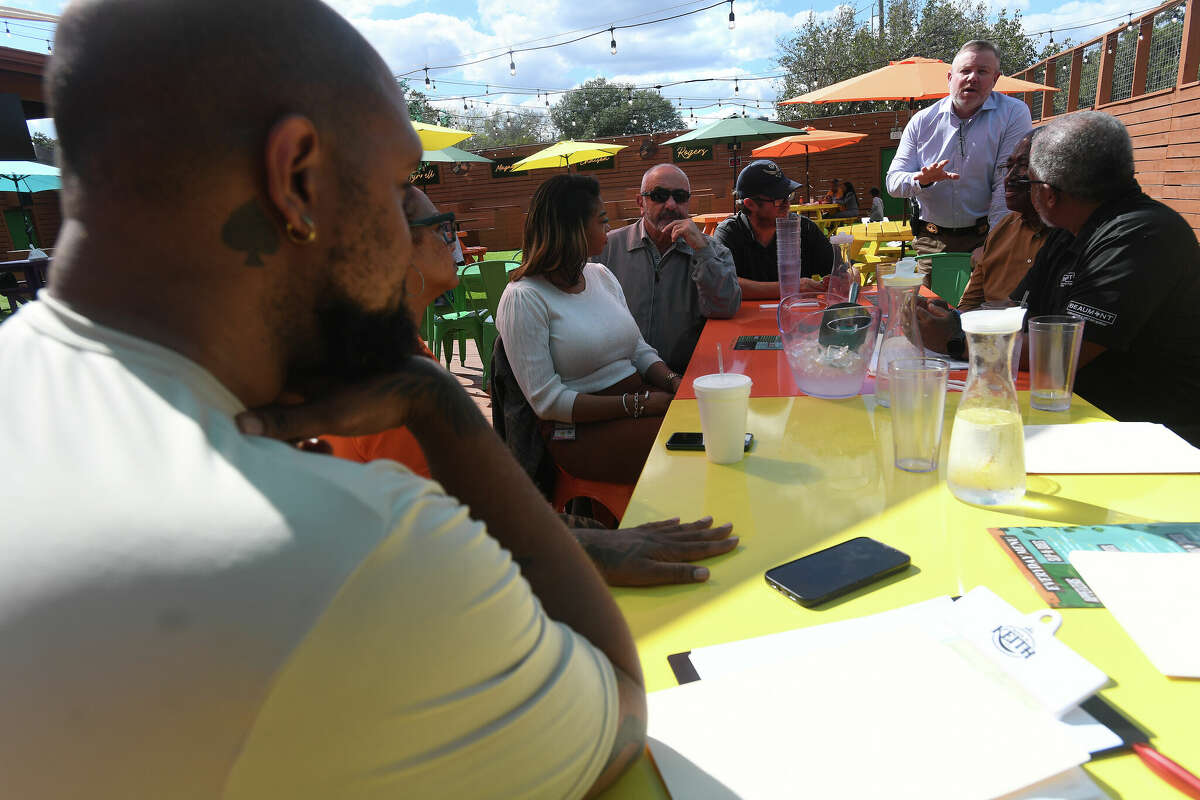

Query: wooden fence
left=1013, top=0, right=1200, bottom=231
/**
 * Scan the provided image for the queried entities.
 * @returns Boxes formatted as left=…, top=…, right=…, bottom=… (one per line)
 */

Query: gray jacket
left=595, top=219, right=741, bottom=374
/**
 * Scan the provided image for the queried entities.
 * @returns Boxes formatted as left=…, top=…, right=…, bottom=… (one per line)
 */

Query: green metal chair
left=924, top=252, right=974, bottom=307
left=427, top=279, right=484, bottom=370
left=457, top=259, right=514, bottom=387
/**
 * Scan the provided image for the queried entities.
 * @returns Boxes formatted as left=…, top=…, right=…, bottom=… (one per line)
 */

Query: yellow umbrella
left=779, top=57, right=1057, bottom=105
left=510, top=140, right=627, bottom=172
left=412, top=121, right=473, bottom=150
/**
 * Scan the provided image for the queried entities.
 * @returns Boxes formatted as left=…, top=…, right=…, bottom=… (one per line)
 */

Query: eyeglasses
left=1007, top=177, right=1057, bottom=192
left=748, top=195, right=790, bottom=208
left=409, top=211, right=457, bottom=245
left=641, top=187, right=692, bottom=204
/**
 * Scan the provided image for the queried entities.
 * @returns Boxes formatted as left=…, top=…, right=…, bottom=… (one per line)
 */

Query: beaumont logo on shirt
left=1066, top=301, right=1116, bottom=327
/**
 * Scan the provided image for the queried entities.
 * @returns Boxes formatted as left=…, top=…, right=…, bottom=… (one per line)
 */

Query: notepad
left=1024, top=422, right=1200, bottom=474
left=647, top=627, right=1089, bottom=800
left=1069, top=551, right=1200, bottom=678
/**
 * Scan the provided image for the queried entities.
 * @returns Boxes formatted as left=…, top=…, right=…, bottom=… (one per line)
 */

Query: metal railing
left=1015, top=0, right=1198, bottom=118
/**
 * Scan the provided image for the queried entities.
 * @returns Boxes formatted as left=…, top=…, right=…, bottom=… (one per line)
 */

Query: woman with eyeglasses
left=497, top=174, right=680, bottom=485
left=321, top=187, right=460, bottom=475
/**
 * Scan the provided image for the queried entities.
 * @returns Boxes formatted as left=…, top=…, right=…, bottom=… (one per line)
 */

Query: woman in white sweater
left=497, top=174, right=681, bottom=484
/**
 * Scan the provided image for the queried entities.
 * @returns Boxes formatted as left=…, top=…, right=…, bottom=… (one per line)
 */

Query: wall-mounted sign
left=576, top=154, right=616, bottom=171
left=491, top=156, right=522, bottom=178
left=411, top=163, right=439, bottom=186
left=672, top=143, right=712, bottom=163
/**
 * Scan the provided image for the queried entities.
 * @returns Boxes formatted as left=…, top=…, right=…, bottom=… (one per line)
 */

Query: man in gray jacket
left=597, top=164, right=741, bottom=374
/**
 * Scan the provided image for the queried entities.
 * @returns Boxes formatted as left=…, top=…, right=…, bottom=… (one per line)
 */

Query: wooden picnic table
left=690, top=212, right=732, bottom=236
left=791, top=202, right=847, bottom=235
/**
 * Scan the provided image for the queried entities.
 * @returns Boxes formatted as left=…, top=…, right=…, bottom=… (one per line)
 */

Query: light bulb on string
left=728, top=0, right=735, bottom=30
left=4, top=22, right=9, bottom=37
left=509, top=50, right=516, bottom=76
left=424, top=68, right=430, bottom=87
left=485, top=84, right=489, bottom=95
left=689, top=107, right=694, bottom=119
left=45, top=39, right=51, bottom=52
left=432, top=79, right=437, bottom=91
left=734, top=78, right=739, bottom=94
left=1048, top=29, right=1054, bottom=46
left=610, top=27, right=617, bottom=55
left=627, top=89, right=634, bottom=106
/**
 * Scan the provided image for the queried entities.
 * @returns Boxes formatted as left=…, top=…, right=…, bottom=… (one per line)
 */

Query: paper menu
left=687, top=588, right=1107, bottom=718
left=1024, top=422, right=1200, bottom=474
left=647, top=627, right=1090, bottom=800
left=1069, top=551, right=1200, bottom=678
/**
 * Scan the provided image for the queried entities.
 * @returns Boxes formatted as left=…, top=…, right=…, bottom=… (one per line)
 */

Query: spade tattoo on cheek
left=221, top=199, right=280, bottom=266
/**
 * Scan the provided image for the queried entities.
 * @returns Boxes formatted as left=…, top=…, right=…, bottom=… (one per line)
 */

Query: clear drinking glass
left=888, top=358, right=949, bottom=473
left=874, top=259, right=924, bottom=408
left=776, top=217, right=802, bottom=301
left=1028, top=315, right=1085, bottom=411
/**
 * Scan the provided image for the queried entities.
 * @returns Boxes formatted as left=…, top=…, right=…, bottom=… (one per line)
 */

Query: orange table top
left=691, top=212, right=733, bottom=235
left=677, top=299, right=1028, bottom=399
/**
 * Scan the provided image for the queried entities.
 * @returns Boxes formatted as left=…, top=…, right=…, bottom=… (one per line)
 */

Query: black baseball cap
left=735, top=159, right=802, bottom=200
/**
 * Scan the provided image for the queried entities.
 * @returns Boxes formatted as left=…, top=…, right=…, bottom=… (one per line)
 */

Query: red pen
left=1132, top=742, right=1200, bottom=800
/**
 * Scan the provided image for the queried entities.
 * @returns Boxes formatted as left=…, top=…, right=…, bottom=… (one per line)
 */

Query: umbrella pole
left=805, top=147, right=810, bottom=202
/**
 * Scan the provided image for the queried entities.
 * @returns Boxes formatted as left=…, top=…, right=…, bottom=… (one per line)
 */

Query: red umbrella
left=751, top=127, right=868, bottom=195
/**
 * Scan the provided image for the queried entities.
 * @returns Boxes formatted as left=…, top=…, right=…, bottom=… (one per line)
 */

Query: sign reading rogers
left=490, top=157, right=522, bottom=179
left=673, top=143, right=713, bottom=162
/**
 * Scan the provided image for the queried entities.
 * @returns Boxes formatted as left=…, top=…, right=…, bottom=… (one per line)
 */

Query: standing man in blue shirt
left=886, top=40, right=1033, bottom=257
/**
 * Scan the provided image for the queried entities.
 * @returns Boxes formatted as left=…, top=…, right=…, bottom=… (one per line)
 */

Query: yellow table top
left=791, top=202, right=842, bottom=215
left=601, top=391, right=1200, bottom=799
left=835, top=220, right=916, bottom=242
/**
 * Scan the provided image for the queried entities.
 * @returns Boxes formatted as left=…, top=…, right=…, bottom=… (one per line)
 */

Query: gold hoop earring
left=407, top=265, right=426, bottom=296
left=285, top=215, right=317, bottom=244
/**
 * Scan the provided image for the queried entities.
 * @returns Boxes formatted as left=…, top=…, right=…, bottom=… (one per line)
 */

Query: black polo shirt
left=714, top=211, right=834, bottom=283
left=1013, top=188, right=1200, bottom=444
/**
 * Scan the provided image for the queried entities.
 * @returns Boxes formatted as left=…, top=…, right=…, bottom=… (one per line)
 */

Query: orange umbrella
left=779, top=57, right=1056, bottom=105
left=751, top=127, right=868, bottom=193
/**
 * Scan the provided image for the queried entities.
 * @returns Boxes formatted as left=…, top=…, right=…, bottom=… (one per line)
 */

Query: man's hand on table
left=660, top=218, right=709, bottom=251
left=797, top=276, right=829, bottom=294
left=916, top=296, right=961, bottom=355
left=916, top=159, right=960, bottom=187
left=571, top=517, right=738, bottom=586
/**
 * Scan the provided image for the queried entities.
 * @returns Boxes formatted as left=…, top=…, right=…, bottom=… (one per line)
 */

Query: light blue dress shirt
left=885, top=91, right=1032, bottom=228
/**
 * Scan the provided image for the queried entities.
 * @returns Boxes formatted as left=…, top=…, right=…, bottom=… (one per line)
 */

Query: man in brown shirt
left=956, top=130, right=1048, bottom=310
left=919, top=129, right=1046, bottom=352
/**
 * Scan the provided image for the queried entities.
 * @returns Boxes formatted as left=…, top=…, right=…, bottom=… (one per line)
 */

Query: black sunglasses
left=641, top=187, right=692, bottom=204
left=410, top=211, right=457, bottom=245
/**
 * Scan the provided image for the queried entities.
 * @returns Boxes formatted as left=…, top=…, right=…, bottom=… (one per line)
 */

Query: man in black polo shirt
left=1015, top=111, right=1200, bottom=444
left=714, top=159, right=833, bottom=300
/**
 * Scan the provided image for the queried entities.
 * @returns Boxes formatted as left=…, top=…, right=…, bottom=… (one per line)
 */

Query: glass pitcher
left=874, top=258, right=923, bottom=408
left=946, top=308, right=1027, bottom=505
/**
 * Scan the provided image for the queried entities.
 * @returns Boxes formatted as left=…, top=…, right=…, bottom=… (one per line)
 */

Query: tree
left=30, top=131, right=56, bottom=161
left=462, top=110, right=550, bottom=149
left=775, top=0, right=1049, bottom=120
left=399, top=79, right=452, bottom=127
left=550, top=78, right=683, bottom=139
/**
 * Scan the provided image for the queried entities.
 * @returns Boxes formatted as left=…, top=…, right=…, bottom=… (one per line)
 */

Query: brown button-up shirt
left=958, top=210, right=1048, bottom=311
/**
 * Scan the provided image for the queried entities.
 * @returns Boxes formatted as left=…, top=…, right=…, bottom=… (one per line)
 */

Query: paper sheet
left=647, top=627, right=1090, bottom=800
left=1024, top=422, right=1200, bottom=474
left=1069, top=551, right=1200, bottom=678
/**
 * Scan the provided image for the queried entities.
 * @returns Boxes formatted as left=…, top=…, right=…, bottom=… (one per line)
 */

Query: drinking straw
left=717, top=342, right=724, bottom=374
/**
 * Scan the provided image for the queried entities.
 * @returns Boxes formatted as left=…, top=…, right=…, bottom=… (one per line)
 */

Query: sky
left=10, top=0, right=1165, bottom=138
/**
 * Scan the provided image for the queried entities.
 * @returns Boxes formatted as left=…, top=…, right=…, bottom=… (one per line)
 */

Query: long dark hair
left=513, top=174, right=601, bottom=286
left=843, top=181, right=856, bottom=196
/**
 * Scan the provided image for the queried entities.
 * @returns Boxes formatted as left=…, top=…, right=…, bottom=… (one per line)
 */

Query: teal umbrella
left=664, top=118, right=800, bottom=210
left=420, top=145, right=494, bottom=164
left=0, top=160, right=60, bottom=193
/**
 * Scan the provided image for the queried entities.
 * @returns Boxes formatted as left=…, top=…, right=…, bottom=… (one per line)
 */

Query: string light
left=609, top=27, right=617, bottom=55
left=4, top=22, right=10, bottom=37
left=45, top=39, right=50, bottom=52
left=734, top=78, right=739, bottom=93
left=424, top=67, right=431, bottom=88
left=627, top=88, right=634, bottom=105
left=509, top=50, right=516, bottom=76
left=728, top=0, right=736, bottom=30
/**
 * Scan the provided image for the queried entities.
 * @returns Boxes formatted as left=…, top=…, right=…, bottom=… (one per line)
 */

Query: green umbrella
left=421, top=145, right=494, bottom=164
left=664, top=118, right=799, bottom=210
left=0, top=160, right=60, bottom=193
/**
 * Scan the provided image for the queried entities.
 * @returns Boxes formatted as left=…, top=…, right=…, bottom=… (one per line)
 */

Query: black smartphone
left=765, top=537, right=911, bottom=608
left=665, top=432, right=754, bottom=451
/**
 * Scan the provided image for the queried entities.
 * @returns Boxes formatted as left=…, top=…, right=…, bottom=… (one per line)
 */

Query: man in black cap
left=715, top=159, right=833, bottom=300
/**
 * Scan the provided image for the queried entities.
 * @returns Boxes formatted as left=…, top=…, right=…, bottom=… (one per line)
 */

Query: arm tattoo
left=374, top=368, right=489, bottom=438
left=221, top=198, right=280, bottom=266
left=602, top=707, right=648, bottom=772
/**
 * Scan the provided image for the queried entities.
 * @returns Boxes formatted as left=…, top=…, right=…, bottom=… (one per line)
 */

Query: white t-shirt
left=0, top=294, right=618, bottom=800
left=496, top=262, right=661, bottom=421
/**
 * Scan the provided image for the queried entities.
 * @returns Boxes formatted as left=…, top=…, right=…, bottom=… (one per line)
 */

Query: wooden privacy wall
left=421, top=112, right=905, bottom=251
left=1014, top=0, right=1200, bottom=232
